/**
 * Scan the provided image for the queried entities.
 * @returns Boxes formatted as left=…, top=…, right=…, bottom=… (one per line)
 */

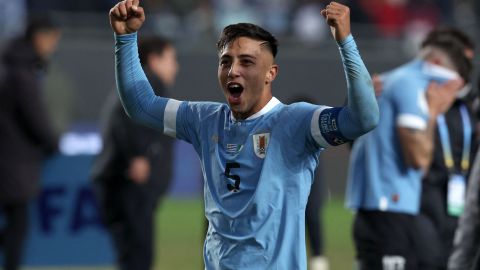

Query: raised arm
left=320, top=2, right=379, bottom=141
left=109, top=0, right=171, bottom=131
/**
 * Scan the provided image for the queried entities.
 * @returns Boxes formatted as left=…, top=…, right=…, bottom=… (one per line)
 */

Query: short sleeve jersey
left=346, top=60, right=459, bottom=214
left=114, top=32, right=377, bottom=270
left=164, top=97, right=332, bottom=269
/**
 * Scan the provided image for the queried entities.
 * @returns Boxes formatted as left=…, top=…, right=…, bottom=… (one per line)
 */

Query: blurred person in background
left=414, top=28, right=476, bottom=270
left=370, top=28, right=477, bottom=270
left=90, top=35, right=178, bottom=270
left=109, top=1, right=378, bottom=269
left=346, top=26, right=468, bottom=270
left=0, top=14, right=60, bottom=270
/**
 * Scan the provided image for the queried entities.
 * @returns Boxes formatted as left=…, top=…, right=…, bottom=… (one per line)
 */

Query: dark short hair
left=421, top=27, right=474, bottom=51
left=138, top=36, right=172, bottom=67
left=421, top=27, right=474, bottom=82
left=25, top=13, right=59, bottom=41
left=216, top=23, right=278, bottom=58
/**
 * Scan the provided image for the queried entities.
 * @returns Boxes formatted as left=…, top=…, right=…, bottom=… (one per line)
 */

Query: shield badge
left=252, top=133, right=270, bottom=159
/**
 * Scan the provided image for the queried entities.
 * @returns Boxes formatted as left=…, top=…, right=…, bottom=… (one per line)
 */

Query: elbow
left=408, top=155, right=431, bottom=171
left=361, top=113, right=379, bottom=133
left=405, top=147, right=433, bottom=171
left=119, top=98, right=142, bottom=121
left=341, top=108, right=379, bottom=140
left=123, top=107, right=136, bottom=119
left=357, top=108, right=379, bottom=135
left=349, top=101, right=380, bottom=136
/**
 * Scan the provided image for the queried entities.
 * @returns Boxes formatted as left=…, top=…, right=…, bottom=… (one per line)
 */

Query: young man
left=91, top=36, right=178, bottom=270
left=368, top=28, right=476, bottom=270
left=109, top=0, right=379, bottom=269
left=0, top=15, right=60, bottom=270
left=346, top=28, right=468, bottom=269
left=415, top=29, right=476, bottom=270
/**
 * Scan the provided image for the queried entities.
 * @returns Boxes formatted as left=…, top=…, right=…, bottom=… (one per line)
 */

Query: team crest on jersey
left=252, top=133, right=270, bottom=158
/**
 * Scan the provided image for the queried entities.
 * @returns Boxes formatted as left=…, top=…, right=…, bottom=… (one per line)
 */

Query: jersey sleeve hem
left=396, top=114, right=427, bottom=130
left=164, top=99, right=182, bottom=138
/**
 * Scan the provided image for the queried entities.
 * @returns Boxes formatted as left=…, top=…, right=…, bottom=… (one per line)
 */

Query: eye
left=241, top=59, right=254, bottom=65
left=220, top=59, right=231, bottom=68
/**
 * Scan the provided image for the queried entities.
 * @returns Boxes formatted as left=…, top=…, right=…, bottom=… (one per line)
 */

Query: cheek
left=246, top=73, right=266, bottom=88
left=217, top=67, right=224, bottom=78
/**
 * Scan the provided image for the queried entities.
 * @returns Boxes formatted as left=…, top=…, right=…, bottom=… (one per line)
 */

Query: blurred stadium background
left=1, top=0, right=480, bottom=269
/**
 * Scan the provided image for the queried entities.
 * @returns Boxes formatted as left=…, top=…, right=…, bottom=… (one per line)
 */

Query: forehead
left=162, top=45, right=176, bottom=56
left=219, top=37, right=268, bottom=57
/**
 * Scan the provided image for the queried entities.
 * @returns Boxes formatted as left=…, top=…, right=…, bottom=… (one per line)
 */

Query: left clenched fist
left=321, top=2, right=351, bottom=42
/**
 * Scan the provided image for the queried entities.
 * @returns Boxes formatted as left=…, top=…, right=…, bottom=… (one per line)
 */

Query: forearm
left=336, top=35, right=379, bottom=139
left=398, top=117, right=436, bottom=171
left=115, top=32, right=168, bottom=130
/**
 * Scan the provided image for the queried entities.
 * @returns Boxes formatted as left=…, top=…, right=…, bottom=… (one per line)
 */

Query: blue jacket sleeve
left=114, top=32, right=169, bottom=131
left=331, top=35, right=379, bottom=140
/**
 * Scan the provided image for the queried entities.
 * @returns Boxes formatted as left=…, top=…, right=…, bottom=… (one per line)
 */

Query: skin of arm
left=398, top=117, right=437, bottom=171
left=398, top=79, right=463, bottom=171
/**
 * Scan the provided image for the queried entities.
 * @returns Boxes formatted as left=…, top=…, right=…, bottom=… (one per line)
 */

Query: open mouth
left=227, top=82, right=244, bottom=102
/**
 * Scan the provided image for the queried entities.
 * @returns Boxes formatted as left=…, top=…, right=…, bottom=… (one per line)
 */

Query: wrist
left=428, top=112, right=440, bottom=127
left=337, top=34, right=354, bottom=47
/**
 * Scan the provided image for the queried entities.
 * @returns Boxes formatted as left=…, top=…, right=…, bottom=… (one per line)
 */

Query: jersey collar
left=230, top=97, right=282, bottom=122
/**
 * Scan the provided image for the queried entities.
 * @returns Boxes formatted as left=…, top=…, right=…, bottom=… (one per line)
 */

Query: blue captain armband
left=319, top=107, right=351, bottom=146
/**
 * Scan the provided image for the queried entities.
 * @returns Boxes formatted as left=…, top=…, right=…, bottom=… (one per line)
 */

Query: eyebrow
left=220, top=54, right=257, bottom=60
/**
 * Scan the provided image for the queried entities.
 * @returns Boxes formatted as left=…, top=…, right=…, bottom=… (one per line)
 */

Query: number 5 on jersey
left=225, top=162, right=240, bottom=192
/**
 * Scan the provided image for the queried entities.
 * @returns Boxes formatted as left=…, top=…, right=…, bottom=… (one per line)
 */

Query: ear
left=265, top=64, right=279, bottom=85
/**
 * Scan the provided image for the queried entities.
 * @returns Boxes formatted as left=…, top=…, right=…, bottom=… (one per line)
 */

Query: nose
left=227, top=61, right=240, bottom=78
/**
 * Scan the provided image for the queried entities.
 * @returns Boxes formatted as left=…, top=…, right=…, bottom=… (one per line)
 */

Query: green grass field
left=154, top=196, right=355, bottom=270
left=24, top=196, right=355, bottom=270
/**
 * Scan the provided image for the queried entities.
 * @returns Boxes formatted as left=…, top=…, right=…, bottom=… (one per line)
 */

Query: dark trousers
left=306, top=170, right=324, bottom=256
left=94, top=181, right=158, bottom=270
left=416, top=185, right=459, bottom=270
left=353, top=210, right=418, bottom=270
left=0, top=202, right=29, bottom=270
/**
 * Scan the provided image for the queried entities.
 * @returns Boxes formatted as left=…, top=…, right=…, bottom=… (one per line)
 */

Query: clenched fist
left=109, top=0, right=145, bottom=35
left=321, top=2, right=351, bottom=42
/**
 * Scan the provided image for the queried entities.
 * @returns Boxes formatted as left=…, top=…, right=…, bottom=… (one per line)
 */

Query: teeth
left=228, top=83, right=241, bottom=89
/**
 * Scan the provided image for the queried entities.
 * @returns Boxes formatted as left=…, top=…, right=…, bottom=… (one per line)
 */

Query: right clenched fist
left=109, top=0, right=145, bottom=35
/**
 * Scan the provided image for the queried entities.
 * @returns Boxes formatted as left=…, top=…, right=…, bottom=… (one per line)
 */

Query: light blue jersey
left=346, top=59, right=460, bottom=214
left=114, top=32, right=378, bottom=269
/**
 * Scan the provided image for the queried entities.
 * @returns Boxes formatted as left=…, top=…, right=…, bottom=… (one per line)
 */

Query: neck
left=231, top=96, right=280, bottom=121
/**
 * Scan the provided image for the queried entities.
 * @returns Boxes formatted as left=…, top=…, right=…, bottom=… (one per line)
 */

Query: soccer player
left=346, top=28, right=468, bottom=269
left=414, top=29, right=476, bottom=270
left=368, top=28, right=476, bottom=270
left=109, top=0, right=379, bottom=269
